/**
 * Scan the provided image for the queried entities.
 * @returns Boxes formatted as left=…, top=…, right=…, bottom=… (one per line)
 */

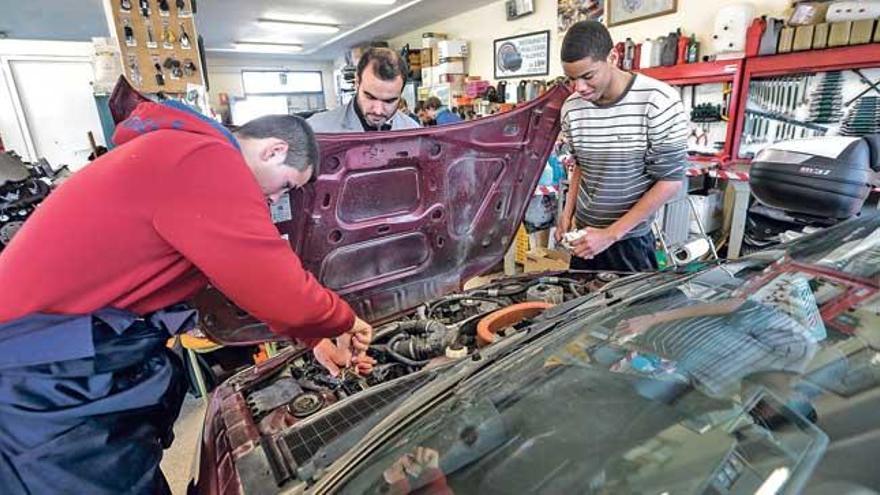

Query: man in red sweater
left=0, top=96, right=372, bottom=494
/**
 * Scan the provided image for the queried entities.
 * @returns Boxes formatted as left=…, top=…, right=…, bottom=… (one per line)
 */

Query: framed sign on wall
left=607, top=0, right=677, bottom=27
left=494, top=30, right=550, bottom=79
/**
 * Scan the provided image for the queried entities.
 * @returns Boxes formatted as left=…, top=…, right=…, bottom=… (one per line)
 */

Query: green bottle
left=687, top=33, right=699, bottom=63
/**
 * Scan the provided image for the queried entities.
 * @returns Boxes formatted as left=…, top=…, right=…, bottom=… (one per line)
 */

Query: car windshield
left=332, top=218, right=880, bottom=494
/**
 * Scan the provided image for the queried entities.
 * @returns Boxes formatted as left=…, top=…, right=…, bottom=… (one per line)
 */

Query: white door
left=9, top=59, right=105, bottom=171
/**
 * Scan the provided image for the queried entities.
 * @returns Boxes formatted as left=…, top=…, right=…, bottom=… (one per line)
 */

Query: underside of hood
left=196, top=85, right=571, bottom=344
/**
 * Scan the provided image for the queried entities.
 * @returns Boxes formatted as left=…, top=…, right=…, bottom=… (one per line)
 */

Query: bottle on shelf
left=623, top=38, right=636, bottom=70
left=139, top=0, right=150, bottom=18
left=159, top=0, right=170, bottom=16
left=687, top=33, right=699, bottom=63
left=146, top=23, right=157, bottom=48
left=121, top=0, right=132, bottom=11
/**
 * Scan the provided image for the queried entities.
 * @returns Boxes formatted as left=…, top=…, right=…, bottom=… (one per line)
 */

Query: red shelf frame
left=637, top=59, right=746, bottom=163
left=731, top=44, right=880, bottom=163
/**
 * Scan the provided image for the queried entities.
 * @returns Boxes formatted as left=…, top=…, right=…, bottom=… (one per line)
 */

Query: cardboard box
left=850, top=19, right=875, bottom=44
left=793, top=25, right=815, bottom=51
left=419, top=48, right=433, bottom=69
left=437, top=73, right=467, bottom=86
left=436, top=58, right=466, bottom=79
left=828, top=21, right=852, bottom=47
left=524, top=248, right=570, bottom=273
left=437, top=40, right=469, bottom=59
left=813, top=22, right=830, bottom=49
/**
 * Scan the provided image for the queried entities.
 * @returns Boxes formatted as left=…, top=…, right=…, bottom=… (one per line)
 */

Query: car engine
left=198, top=271, right=630, bottom=492
left=236, top=273, right=617, bottom=437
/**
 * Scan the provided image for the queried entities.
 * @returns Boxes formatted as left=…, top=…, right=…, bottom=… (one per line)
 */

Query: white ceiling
left=199, top=0, right=498, bottom=60
left=0, top=0, right=498, bottom=61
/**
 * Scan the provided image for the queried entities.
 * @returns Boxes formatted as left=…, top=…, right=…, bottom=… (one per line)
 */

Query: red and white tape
left=710, top=170, right=750, bottom=181
left=534, top=185, right=559, bottom=196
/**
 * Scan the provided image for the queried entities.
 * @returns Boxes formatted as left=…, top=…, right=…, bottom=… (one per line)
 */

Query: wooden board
left=109, top=0, right=205, bottom=94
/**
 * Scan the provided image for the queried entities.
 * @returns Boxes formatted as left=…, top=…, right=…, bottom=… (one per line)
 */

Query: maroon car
left=190, top=88, right=880, bottom=494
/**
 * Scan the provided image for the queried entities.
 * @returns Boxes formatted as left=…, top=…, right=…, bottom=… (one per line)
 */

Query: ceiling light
left=257, top=19, right=341, bottom=34
left=233, top=42, right=304, bottom=54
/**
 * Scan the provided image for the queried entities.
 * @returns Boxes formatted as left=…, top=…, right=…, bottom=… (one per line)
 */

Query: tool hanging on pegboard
left=808, top=71, right=845, bottom=124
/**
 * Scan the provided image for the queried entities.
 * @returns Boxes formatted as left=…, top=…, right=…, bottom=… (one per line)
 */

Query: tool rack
left=638, top=59, right=745, bottom=164
left=731, top=43, right=880, bottom=163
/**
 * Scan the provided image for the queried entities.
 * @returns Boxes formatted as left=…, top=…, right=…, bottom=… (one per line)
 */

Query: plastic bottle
left=687, top=33, right=699, bottom=63
left=623, top=38, right=635, bottom=70
left=677, top=31, right=690, bottom=65
left=640, top=39, right=655, bottom=68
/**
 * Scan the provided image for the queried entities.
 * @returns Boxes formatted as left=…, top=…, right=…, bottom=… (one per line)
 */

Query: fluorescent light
left=258, top=19, right=341, bottom=34
left=339, top=0, right=397, bottom=4
left=756, top=467, right=791, bottom=495
left=233, top=41, right=304, bottom=54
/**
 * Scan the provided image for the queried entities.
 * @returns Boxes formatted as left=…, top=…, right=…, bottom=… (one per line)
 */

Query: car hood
left=195, top=86, right=571, bottom=344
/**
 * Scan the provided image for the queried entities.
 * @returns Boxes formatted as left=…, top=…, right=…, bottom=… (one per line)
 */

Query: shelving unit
left=731, top=44, right=880, bottom=163
left=638, top=59, right=746, bottom=163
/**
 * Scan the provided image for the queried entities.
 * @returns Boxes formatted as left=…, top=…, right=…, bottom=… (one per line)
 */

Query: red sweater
left=0, top=102, right=354, bottom=340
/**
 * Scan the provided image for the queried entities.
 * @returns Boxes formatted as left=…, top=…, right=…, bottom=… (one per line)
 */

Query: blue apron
left=0, top=305, right=197, bottom=494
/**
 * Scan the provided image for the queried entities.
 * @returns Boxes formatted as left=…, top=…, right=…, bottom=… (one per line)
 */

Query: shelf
left=637, top=59, right=743, bottom=85
left=745, top=44, right=880, bottom=77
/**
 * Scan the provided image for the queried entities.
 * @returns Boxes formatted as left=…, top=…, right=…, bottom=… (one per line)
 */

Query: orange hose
left=476, top=302, right=554, bottom=347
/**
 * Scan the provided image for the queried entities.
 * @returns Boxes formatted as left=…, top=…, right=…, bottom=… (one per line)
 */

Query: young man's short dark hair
left=356, top=47, right=409, bottom=84
left=424, top=96, right=442, bottom=110
left=235, top=115, right=319, bottom=176
left=561, top=20, right=614, bottom=63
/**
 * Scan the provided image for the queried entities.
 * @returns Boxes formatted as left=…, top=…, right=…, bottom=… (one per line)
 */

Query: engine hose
left=381, top=342, right=431, bottom=367
left=567, top=282, right=583, bottom=298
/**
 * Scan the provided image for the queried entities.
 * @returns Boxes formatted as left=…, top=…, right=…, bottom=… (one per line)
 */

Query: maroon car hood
left=196, top=85, right=571, bottom=344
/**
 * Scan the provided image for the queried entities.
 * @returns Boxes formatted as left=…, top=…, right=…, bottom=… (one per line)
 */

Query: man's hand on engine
left=312, top=318, right=375, bottom=376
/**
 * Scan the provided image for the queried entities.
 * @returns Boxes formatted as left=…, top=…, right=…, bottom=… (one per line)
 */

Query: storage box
left=437, top=73, right=467, bottom=86
left=524, top=248, right=571, bottom=273
left=420, top=48, right=433, bottom=69
left=436, top=40, right=469, bottom=59
left=689, top=191, right=724, bottom=234
left=436, top=58, right=466, bottom=78
left=793, top=25, right=814, bottom=51
left=850, top=19, right=875, bottom=44
left=421, top=32, right=447, bottom=49
left=828, top=21, right=852, bottom=47
left=813, top=22, right=830, bottom=49
left=466, top=80, right=491, bottom=98
left=777, top=27, right=795, bottom=53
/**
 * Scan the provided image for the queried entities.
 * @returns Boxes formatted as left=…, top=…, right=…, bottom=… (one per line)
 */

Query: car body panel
left=196, top=85, right=571, bottom=345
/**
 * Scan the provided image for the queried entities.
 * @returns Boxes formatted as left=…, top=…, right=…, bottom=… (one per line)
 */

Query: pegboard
left=109, top=0, right=205, bottom=94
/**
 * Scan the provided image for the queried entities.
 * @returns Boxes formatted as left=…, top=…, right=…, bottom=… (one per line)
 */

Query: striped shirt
left=561, top=74, right=688, bottom=238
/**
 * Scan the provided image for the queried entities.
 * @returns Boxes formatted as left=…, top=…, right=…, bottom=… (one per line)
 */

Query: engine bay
left=211, top=272, right=621, bottom=491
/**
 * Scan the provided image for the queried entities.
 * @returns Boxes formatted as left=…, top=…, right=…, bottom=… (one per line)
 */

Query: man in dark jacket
left=0, top=91, right=373, bottom=493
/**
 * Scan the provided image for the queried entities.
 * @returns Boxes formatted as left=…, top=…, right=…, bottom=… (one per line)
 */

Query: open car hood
left=195, top=85, right=571, bottom=344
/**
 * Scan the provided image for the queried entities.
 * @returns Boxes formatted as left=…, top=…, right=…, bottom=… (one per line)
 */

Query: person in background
left=308, top=47, right=420, bottom=133
left=424, top=96, right=463, bottom=125
left=415, top=101, right=435, bottom=126
left=555, top=20, right=687, bottom=272
left=398, top=98, right=419, bottom=124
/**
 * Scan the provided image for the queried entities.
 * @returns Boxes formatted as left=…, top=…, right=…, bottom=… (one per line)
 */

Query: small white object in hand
left=561, top=229, right=587, bottom=251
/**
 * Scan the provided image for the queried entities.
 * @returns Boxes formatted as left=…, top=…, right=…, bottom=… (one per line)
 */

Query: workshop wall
left=390, top=0, right=791, bottom=84
left=205, top=56, right=338, bottom=111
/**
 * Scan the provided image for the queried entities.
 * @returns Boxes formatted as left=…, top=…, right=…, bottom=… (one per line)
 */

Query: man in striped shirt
left=556, top=21, right=687, bottom=272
